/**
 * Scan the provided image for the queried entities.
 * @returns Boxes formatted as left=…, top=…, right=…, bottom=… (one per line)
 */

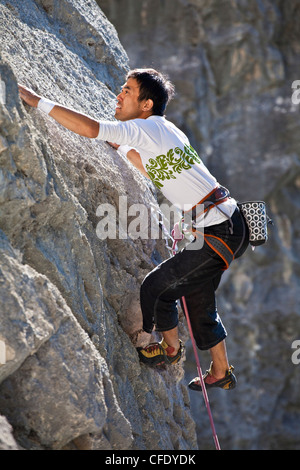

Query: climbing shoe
left=137, top=339, right=183, bottom=367
left=188, top=362, right=236, bottom=391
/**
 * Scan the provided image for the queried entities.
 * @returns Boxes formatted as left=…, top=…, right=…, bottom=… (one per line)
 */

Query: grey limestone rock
left=0, top=0, right=196, bottom=451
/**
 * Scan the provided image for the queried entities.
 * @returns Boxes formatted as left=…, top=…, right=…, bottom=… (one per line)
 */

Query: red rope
left=181, top=296, right=221, bottom=450
left=171, top=230, right=221, bottom=450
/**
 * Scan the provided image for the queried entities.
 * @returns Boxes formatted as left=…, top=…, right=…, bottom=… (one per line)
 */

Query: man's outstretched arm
left=19, top=85, right=150, bottom=179
left=18, top=85, right=99, bottom=138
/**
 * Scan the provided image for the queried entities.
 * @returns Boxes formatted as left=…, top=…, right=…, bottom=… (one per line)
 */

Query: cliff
left=100, top=0, right=300, bottom=450
left=1, top=0, right=300, bottom=451
left=0, top=0, right=196, bottom=450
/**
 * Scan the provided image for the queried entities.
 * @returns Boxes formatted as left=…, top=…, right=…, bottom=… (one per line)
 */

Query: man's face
left=115, top=77, right=150, bottom=121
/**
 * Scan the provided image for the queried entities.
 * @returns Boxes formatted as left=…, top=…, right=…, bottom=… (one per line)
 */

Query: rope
left=181, top=296, right=221, bottom=451
left=171, top=233, right=221, bottom=451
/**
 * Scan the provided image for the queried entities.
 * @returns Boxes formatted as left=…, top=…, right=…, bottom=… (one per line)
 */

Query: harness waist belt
left=192, top=186, right=233, bottom=270
left=191, top=185, right=230, bottom=221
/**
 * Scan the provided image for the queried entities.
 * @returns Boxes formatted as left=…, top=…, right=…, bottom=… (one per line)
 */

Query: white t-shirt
left=96, top=115, right=236, bottom=226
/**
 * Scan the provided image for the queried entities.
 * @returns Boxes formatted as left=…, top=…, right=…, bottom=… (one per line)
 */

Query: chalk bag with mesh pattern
left=238, top=201, right=269, bottom=247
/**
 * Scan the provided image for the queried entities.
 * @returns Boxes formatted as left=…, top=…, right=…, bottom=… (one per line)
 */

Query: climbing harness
left=174, top=185, right=237, bottom=270
left=205, top=234, right=234, bottom=269
left=173, top=186, right=273, bottom=264
left=190, top=185, right=230, bottom=221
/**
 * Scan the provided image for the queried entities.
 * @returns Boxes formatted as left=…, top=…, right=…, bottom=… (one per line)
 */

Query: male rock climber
left=18, top=68, right=249, bottom=392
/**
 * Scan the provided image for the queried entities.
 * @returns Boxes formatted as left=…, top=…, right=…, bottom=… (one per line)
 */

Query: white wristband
left=37, top=97, right=56, bottom=115
left=118, top=145, right=133, bottom=156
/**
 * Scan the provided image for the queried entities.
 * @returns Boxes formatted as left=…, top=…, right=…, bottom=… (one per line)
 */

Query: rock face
left=100, top=0, right=300, bottom=450
left=0, top=0, right=197, bottom=450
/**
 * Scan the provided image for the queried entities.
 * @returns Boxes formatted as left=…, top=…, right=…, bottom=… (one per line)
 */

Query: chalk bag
left=238, top=201, right=270, bottom=247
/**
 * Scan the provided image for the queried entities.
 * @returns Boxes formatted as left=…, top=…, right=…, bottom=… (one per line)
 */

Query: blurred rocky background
left=0, top=0, right=299, bottom=451
left=99, top=0, right=300, bottom=450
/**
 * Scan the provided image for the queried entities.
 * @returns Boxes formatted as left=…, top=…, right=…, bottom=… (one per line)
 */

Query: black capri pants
left=140, top=207, right=249, bottom=350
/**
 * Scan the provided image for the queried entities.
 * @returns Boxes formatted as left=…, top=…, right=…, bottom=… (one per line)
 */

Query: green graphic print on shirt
left=145, top=144, right=202, bottom=189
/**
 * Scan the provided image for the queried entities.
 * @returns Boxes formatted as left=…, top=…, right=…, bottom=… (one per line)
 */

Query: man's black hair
left=127, top=68, right=175, bottom=116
